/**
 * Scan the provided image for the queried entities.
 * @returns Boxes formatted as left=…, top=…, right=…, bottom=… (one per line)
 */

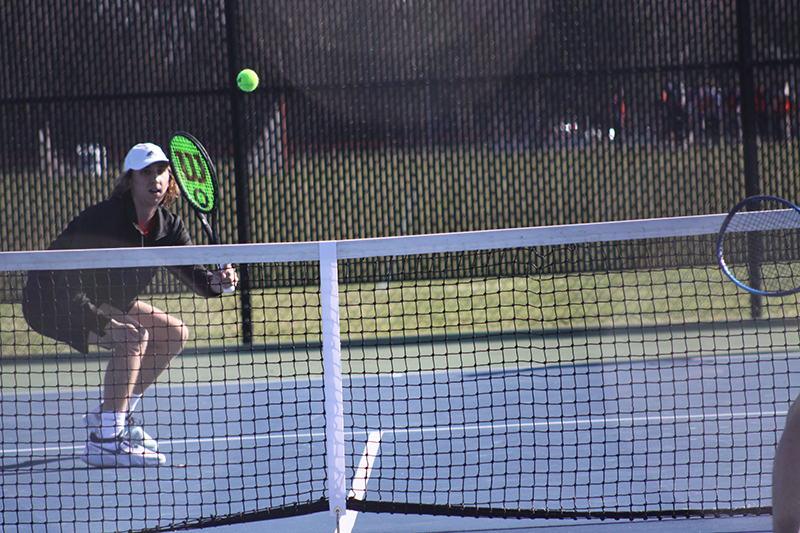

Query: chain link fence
left=2, top=0, right=799, bottom=252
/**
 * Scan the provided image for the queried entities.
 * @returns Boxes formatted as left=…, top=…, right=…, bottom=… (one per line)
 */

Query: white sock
left=128, top=394, right=143, bottom=414
left=100, top=412, right=127, bottom=440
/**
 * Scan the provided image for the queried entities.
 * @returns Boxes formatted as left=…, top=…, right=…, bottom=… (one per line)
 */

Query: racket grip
left=218, top=263, right=236, bottom=293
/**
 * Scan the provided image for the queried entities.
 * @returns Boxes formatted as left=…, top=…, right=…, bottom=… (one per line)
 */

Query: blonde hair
left=109, top=167, right=181, bottom=208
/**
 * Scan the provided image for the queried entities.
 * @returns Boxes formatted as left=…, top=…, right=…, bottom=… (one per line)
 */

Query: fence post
left=736, top=0, right=762, bottom=318
left=225, top=0, right=254, bottom=342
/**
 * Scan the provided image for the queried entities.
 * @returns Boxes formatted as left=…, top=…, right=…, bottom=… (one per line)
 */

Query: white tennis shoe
left=83, top=411, right=159, bottom=452
left=83, top=432, right=166, bottom=467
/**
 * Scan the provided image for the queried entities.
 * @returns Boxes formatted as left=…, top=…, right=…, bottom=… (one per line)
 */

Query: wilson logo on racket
left=175, top=151, right=207, bottom=184
left=173, top=149, right=215, bottom=211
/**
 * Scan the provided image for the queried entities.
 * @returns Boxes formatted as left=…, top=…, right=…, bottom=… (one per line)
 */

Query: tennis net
left=0, top=214, right=795, bottom=531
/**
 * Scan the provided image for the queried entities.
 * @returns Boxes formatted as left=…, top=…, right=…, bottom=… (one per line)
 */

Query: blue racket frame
left=716, top=194, right=800, bottom=296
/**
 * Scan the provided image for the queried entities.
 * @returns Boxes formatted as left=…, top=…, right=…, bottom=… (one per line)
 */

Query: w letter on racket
left=174, top=151, right=207, bottom=184
left=716, top=195, right=800, bottom=296
left=173, top=151, right=212, bottom=210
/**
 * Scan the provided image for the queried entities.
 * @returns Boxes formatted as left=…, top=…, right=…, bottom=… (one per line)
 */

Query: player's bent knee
left=166, top=322, right=189, bottom=354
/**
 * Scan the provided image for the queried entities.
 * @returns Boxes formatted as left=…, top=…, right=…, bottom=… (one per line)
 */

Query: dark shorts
left=22, top=295, right=92, bottom=355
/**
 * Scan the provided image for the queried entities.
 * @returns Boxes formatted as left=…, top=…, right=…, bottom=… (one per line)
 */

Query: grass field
left=3, top=262, right=799, bottom=390
left=3, top=140, right=799, bottom=252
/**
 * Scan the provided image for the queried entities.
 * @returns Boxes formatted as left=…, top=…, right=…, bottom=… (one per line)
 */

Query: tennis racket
left=716, top=195, right=800, bottom=296
left=168, top=131, right=235, bottom=293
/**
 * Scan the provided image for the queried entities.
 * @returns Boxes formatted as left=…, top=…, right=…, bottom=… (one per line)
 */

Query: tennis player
left=22, top=143, right=238, bottom=467
left=773, top=397, right=800, bottom=532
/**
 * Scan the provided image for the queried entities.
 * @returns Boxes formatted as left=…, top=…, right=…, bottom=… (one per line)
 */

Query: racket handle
left=218, top=263, right=236, bottom=293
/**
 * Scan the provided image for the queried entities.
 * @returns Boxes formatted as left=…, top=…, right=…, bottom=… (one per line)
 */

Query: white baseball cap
left=124, top=143, right=169, bottom=171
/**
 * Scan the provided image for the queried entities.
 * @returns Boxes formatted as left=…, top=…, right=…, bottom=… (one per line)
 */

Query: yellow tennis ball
left=237, top=69, right=259, bottom=92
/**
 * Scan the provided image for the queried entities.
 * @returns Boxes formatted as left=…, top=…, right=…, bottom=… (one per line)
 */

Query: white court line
left=0, top=408, right=787, bottom=456
left=0, top=429, right=327, bottom=456
left=336, top=431, right=382, bottom=533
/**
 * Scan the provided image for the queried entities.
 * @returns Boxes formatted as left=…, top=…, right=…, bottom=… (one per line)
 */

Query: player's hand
left=213, top=264, right=238, bottom=294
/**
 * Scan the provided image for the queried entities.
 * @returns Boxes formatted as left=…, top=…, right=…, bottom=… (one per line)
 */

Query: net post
left=320, top=241, right=347, bottom=516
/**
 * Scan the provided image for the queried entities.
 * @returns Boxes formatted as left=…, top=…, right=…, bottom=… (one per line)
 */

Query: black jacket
left=23, top=194, right=221, bottom=343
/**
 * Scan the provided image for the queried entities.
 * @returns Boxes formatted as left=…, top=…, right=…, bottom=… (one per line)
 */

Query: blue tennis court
left=1, top=341, right=792, bottom=532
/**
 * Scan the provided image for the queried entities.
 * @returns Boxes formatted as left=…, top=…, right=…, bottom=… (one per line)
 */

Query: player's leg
left=86, top=307, right=149, bottom=424
left=100, top=326, right=148, bottom=414
left=772, top=393, right=800, bottom=532
left=126, top=300, right=190, bottom=395
left=83, top=309, right=164, bottom=467
left=107, top=301, right=189, bottom=453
